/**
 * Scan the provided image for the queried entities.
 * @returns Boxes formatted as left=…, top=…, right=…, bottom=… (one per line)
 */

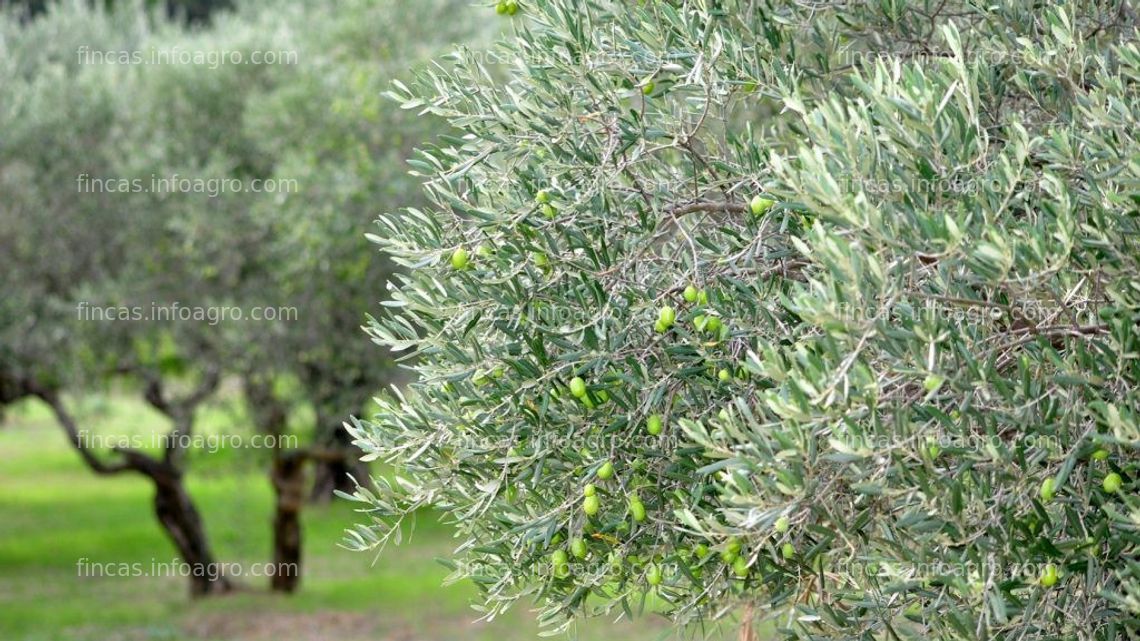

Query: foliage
left=0, top=0, right=477, bottom=434
left=348, top=1, right=1140, bottom=639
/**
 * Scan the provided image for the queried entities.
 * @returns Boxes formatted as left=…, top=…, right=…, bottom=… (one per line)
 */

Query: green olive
left=570, top=538, right=587, bottom=559
left=551, top=549, right=570, bottom=578
left=569, top=377, right=587, bottom=398
left=725, top=538, right=742, bottom=556
left=1039, top=564, right=1058, bottom=587
left=630, top=498, right=647, bottom=522
left=749, top=195, right=775, bottom=216
left=732, top=556, right=749, bottom=578
left=1104, top=472, right=1123, bottom=494
left=646, top=414, right=663, bottom=436
left=596, top=461, right=614, bottom=480
left=683, top=285, right=699, bottom=303
left=450, top=247, right=469, bottom=270
left=774, top=516, right=789, bottom=534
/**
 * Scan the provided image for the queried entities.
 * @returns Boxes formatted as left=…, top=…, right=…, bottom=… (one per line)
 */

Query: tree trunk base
left=271, top=452, right=306, bottom=593
left=152, top=466, right=233, bottom=596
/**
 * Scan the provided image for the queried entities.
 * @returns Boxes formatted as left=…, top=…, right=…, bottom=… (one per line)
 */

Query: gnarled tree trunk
left=31, top=375, right=232, bottom=597
left=151, top=462, right=231, bottom=596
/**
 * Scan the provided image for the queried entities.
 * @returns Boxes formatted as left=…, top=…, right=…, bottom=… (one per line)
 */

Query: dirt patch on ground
left=182, top=610, right=399, bottom=641
left=181, top=609, right=507, bottom=641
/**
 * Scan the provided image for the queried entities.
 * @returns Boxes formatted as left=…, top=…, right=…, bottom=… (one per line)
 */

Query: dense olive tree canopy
left=354, top=0, right=1133, bottom=638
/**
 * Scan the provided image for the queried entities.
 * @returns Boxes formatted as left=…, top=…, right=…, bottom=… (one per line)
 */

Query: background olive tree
left=348, top=1, right=1140, bottom=639
left=0, top=0, right=476, bottom=595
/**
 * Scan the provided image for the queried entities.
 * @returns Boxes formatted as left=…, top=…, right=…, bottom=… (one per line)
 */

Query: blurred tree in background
left=0, top=0, right=481, bottom=595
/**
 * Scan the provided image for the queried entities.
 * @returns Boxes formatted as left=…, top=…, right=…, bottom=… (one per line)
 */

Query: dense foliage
left=348, top=1, right=1140, bottom=639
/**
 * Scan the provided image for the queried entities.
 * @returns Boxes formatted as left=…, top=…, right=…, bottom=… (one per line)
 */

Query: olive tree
left=0, top=1, right=237, bottom=595
left=348, top=1, right=1140, bottom=639
left=0, top=0, right=476, bottom=595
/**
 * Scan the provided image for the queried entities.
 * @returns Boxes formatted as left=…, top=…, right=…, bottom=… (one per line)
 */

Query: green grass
left=0, top=394, right=733, bottom=641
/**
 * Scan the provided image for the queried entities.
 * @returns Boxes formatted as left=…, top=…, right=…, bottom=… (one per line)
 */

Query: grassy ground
left=0, top=394, right=736, bottom=641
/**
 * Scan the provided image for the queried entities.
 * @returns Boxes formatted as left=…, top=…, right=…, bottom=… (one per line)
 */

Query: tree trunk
left=150, top=463, right=233, bottom=596
left=243, top=374, right=307, bottom=593
left=270, top=451, right=305, bottom=593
